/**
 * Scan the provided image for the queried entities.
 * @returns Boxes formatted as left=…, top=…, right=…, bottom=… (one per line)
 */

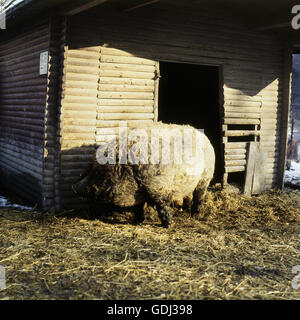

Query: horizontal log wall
left=58, top=25, right=99, bottom=207
left=61, top=1, right=285, bottom=206
left=0, top=20, right=50, bottom=206
left=96, top=47, right=157, bottom=144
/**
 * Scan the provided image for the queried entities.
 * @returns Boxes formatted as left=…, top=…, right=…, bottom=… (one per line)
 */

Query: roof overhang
left=2, top=0, right=300, bottom=42
left=3, top=0, right=110, bottom=27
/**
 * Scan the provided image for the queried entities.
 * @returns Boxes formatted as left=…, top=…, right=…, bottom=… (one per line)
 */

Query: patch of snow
left=0, top=196, right=32, bottom=210
left=285, top=161, right=300, bottom=187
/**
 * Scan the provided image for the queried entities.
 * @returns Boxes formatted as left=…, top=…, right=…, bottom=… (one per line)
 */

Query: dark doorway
left=158, top=61, right=223, bottom=182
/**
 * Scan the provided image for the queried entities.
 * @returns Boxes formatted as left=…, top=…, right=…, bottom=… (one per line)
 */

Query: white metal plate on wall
left=40, top=51, right=49, bottom=76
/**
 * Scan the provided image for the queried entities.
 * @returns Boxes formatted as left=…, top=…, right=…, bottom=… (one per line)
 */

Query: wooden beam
left=254, top=22, right=290, bottom=31
left=277, top=43, right=293, bottom=189
left=62, top=0, right=108, bottom=16
left=124, top=0, right=160, bottom=12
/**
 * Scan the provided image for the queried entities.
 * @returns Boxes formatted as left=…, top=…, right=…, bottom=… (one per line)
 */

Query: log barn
left=0, top=0, right=298, bottom=209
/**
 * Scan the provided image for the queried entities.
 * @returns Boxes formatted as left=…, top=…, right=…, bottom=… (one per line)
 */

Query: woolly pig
left=73, top=123, right=215, bottom=227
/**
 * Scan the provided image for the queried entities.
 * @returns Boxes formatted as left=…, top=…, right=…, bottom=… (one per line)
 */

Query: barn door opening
left=158, top=61, right=223, bottom=183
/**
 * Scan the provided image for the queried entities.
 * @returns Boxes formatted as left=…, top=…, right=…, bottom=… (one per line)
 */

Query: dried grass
left=0, top=185, right=299, bottom=300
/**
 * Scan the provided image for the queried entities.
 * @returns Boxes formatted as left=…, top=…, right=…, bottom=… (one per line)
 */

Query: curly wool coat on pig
left=73, top=123, right=215, bottom=227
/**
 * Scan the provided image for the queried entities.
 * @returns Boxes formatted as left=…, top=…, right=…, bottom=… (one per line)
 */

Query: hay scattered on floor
left=0, top=186, right=299, bottom=300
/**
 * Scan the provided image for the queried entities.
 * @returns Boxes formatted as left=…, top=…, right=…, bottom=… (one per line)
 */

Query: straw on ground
left=0, top=185, right=299, bottom=300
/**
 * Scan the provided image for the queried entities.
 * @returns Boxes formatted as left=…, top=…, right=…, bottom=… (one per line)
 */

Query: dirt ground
left=0, top=186, right=300, bottom=300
